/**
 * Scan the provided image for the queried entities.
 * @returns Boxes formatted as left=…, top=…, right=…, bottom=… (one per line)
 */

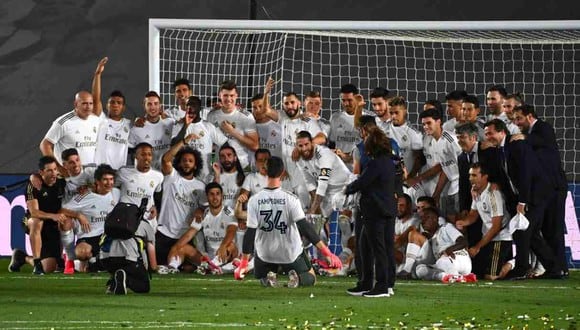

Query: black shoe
left=8, top=249, right=26, bottom=272
left=32, top=263, right=45, bottom=275
left=534, top=271, right=566, bottom=280
left=363, top=288, right=391, bottom=298
left=346, top=286, right=371, bottom=296
left=113, top=270, right=127, bottom=295
left=503, top=269, right=528, bottom=281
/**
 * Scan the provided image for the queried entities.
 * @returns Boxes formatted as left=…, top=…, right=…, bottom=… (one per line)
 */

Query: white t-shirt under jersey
left=190, top=205, right=238, bottom=259
left=207, top=109, right=257, bottom=168
left=94, top=117, right=132, bottom=170
left=247, top=187, right=306, bottom=264
left=157, top=168, right=207, bottom=239
left=471, top=183, right=512, bottom=242
left=44, top=110, right=104, bottom=164
left=128, top=118, right=176, bottom=170
left=116, top=166, right=163, bottom=219
left=63, top=188, right=121, bottom=239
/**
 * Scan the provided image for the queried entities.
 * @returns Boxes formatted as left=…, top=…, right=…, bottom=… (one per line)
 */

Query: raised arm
left=91, top=57, right=108, bottom=117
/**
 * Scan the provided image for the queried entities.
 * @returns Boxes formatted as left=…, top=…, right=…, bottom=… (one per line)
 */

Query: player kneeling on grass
left=163, top=182, right=239, bottom=274
left=234, top=156, right=342, bottom=287
left=401, top=207, right=477, bottom=283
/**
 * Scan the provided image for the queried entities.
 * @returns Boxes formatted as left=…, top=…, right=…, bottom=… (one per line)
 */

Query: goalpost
left=148, top=19, right=580, bottom=185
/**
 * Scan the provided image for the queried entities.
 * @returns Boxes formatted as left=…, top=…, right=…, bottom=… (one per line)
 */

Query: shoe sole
left=363, top=293, right=391, bottom=298
left=114, top=270, right=127, bottom=295
left=346, top=290, right=369, bottom=296
left=287, top=270, right=299, bottom=288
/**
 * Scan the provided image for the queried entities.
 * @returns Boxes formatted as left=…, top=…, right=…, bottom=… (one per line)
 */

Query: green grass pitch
left=0, top=258, right=578, bottom=329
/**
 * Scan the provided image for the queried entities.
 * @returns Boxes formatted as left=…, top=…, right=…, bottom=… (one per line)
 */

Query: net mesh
left=156, top=27, right=580, bottom=182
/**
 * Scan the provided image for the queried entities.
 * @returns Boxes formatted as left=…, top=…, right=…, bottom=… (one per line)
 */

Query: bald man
left=40, top=91, right=105, bottom=173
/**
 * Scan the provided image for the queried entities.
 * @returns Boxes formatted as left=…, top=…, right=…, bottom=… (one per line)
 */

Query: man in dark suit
left=483, top=119, right=560, bottom=279
left=513, top=105, right=568, bottom=277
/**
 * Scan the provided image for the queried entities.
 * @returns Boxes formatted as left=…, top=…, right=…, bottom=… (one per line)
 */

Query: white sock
left=403, top=243, right=420, bottom=273
left=60, top=230, right=75, bottom=260
left=168, top=255, right=182, bottom=269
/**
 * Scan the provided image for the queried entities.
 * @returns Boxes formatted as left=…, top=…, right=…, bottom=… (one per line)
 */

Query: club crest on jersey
left=93, top=126, right=97, bottom=133
left=199, top=130, right=205, bottom=137
left=165, top=129, right=171, bottom=136
left=149, top=181, right=155, bottom=188
left=402, top=135, right=408, bottom=142
left=124, top=127, right=129, bottom=133
left=481, top=202, right=488, bottom=212
left=271, top=130, right=277, bottom=137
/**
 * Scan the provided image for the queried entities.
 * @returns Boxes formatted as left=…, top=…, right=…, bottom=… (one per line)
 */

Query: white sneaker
left=157, top=265, right=169, bottom=275
left=388, top=288, right=394, bottom=296
left=287, top=270, right=299, bottom=288
left=260, top=271, right=279, bottom=287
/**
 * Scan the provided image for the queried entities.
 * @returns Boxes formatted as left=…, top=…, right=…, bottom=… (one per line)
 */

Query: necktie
left=499, top=146, right=518, bottom=195
left=468, top=151, right=475, bottom=164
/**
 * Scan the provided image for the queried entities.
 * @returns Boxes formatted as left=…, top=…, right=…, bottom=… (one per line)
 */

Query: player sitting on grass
left=162, top=182, right=239, bottom=275
left=234, top=156, right=342, bottom=288
left=401, top=207, right=477, bottom=283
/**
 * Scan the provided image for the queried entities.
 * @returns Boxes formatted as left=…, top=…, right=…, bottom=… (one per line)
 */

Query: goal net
left=149, top=19, right=580, bottom=183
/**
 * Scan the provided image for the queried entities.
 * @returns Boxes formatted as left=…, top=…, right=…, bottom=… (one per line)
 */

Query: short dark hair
left=205, top=181, right=223, bottom=195
left=358, top=115, right=377, bottom=127
left=369, top=87, right=390, bottom=99
left=421, top=206, right=440, bottom=217
left=470, top=162, right=489, bottom=176
left=416, top=195, right=436, bottom=207
left=186, top=96, right=202, bottom=111
left=135, top=142, right=154, bottom=152
left=455, top=122, right=479, bottom=136
left=144, top=91, right=160, bottom=100
left=340, top=83, right=358, bottom=94
left=419, top=108, right=442, bottom=121
left=61, top=148, right=79, bottom=162
left=38, top=156, right=57, bottom=170
left=94, top=164, right=116, bottom=181
left=399, top=193, right=412, bottom=206
left=484, top=118, right=509, bottom=135
left=486, top=85, right=507, bottom=97
left=389, top=96, right=406, bottom=108
left=424, top=99, right=444, bottom=117
left=174, top=146, right=203, bottom=177
left=266, top=156, right=285, bottom=178
left=445, top=90, right=468, bottom=101
left=462, top=95, right=480, bottom=108
left=513, top=104, right=537, bottom=119
left=251, top=93, right=264, bottom=102
left=296, top=130, right=312, bottom=141
left=255, top=148, right=271, bottom=160
left=306, top=90, right=321, bottom=99
left=173, top=78, right=192, bottom=90
left=109, top=90, right=126, bottom=104
left=284, top=91, right=299, bottom=99
left=219, top=80, right=238, bottom=93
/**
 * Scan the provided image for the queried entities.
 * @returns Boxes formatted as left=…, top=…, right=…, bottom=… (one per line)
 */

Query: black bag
left=104, top=198, right=148, bottom=239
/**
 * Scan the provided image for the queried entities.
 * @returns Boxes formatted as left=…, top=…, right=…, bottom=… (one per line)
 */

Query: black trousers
left=542, top=189, right=568, bottom=273
left=358, top=215, right=396, bottom=291
left=102, top=257, right=150, bottom=293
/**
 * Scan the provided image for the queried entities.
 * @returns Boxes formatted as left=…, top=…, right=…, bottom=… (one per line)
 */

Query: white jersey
left=165, top=106, right=186, bottom=122
left=63, top=188, right=120, bottom=239
left=395, top=214, right=421, bottom=236
left=329, top=111, right=360, bottom=154
left=299, top=145, right=352, bottom=196
left=44, top=111, right=104, bottom=164
left=157, top=169, right=207, bottom=239
left=181, top=120, right=228, bottom=182
left=191, top=205, right=238, bottom=259
left=94, top=117, right=132, bottom=169
left=206, top=109, right=257, bottom=168
left=215, top=171, right=242, bottom=209
left=116, top=166, right=163, bottom=219
left=63, top=165, right=96, bottom=204
left=256, top=120, right=283, bottom=158
left=430, top=223, right=464, bottom=259
left=314, top=117, right=331, bottom=138
left=375, top=117, right=393, bottom=137
left=280, top=115, right=322, bottom=159
left=128, top=118, right=176, bottom=170
left=390, top=122, right=423, bottom=174
left=471, top=183, right=512, bottom=241
left=422, top=131, right=462, bottom=196
left=247, top=187, right=306, bottom=264
left=442, top=118, right=458, bottom=133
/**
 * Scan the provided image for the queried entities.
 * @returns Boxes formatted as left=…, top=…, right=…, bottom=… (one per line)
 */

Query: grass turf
left=0, top=258, right=578, bottom=329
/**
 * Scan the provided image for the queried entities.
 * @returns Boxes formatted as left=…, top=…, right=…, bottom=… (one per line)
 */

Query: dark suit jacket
left=504, top=139, right=553, bottom=206
left=526, top=119, right=567, bottom=191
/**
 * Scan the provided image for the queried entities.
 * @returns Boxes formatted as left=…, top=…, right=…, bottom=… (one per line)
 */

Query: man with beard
left=388, top=96, right=424, bottom=179
left=329, top=84, right=362, bottom=169
left=460, top=95, right=486, bottom=141
left=172, top=96, right=228, bottom=182
left=368, top=87, right=393, bottom=135
left=486, top=85, right=519, bottom=135
left=165, top=78, right=193, bottom=122
left=128, top=92, right=176, bottom=170
left=155, top=135, right=207, bottom=267
left=92, top=57, right=132, bottom=170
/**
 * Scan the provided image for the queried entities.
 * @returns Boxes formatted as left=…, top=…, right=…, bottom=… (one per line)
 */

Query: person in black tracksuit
left=345, top=125, right=397, bottom=298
